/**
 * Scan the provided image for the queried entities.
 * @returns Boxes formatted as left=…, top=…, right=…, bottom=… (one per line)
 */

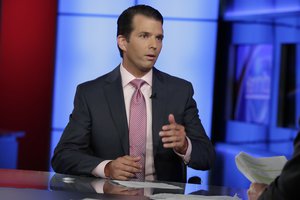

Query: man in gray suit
left=52, top=4, right=215, bottom=183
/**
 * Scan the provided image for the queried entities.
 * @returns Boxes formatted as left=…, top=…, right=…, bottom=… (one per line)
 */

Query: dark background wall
left=0, top=0, right=57, bottom=170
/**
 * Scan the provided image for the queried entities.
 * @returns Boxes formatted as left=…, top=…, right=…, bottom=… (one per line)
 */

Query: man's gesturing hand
left=104, top=155, right=142, bottom=180
left=159, top=114, right=188, bottom=154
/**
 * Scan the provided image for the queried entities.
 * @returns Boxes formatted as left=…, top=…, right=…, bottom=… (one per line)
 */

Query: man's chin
left=139, top=65, right=153, bottom=72
left=141, top=67, right=152, bottom=72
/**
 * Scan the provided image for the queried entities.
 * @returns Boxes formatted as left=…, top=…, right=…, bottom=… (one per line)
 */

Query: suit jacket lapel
left=152, top=68, right=167, bottom=157
left=103, top=66, right=129, bottom=155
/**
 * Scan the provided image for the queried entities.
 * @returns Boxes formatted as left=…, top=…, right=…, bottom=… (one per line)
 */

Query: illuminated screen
left=233, top=44, right=273, bottom=125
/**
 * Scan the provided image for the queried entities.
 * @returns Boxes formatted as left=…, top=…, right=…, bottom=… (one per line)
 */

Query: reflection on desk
left=0, top=169, right=247, bottom=199
left=50, top=173, right=185, bottom=197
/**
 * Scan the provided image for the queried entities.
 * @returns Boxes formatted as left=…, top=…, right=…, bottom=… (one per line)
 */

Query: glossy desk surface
left=0, top=169, right=248, bottom=199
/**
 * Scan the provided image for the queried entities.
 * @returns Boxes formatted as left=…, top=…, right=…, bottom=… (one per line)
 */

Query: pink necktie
left=129, top=79, right=146, bottom=180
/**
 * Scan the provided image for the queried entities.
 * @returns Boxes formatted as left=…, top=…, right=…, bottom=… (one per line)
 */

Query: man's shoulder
left=77, top=67, right=119, bottom=93
left=154, top=68, right=192, bottom=86
left=77, top=67, right=119, bottom=90
left=78, top=74, right=107, bottom=88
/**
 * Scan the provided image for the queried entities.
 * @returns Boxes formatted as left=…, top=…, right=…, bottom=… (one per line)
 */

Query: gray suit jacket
left=51, top=66, right=215, bottom=182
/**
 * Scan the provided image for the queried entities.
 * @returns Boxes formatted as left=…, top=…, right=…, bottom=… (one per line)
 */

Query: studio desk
left=0, top=169, right=247, bottom=200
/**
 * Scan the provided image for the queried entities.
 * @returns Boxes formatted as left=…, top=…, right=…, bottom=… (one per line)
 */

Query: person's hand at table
left=159, top=114, right=188, bottom=154
left=104, top=155, right=142, bottom=180
left=247, top=183, right=268, bottom=200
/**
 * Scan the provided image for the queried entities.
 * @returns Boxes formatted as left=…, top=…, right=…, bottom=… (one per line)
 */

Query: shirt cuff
left=91, top=160, right=112, bottom=178
left=174, top=136, right=192, bottom=164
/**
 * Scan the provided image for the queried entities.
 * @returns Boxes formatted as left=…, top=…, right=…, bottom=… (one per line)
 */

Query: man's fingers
left=159, top=128, right=184, bottom=140
left=162, top=123, right=184, bottom=131
left=108, top=155, right=143, bottom=180
left=121, top=163, right=142, bottom=173
left=161, top=134, right=179, bottom=143
left=160, top=132, right=183, bottom=149
left=115, top=170, right=137, bottom=180
left=110, top=166, right=136, bottom=180
left=163, top=141, right=181, bottom=148
left=159, top=130, right=172, bottom=137
left=123, top=155, right=141, bottom=162
left=161, top=124, right=177, bottom=131
left=160, top=114, right=187, bottom=152
left=115, top=156, right=142, bottom=172
left=109, top=168, right=136, bottom=180
left=121, top=156, right=141, bottom=166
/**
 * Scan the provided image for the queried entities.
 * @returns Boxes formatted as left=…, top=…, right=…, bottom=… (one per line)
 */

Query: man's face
left=118, top=14, right=163, bottom=77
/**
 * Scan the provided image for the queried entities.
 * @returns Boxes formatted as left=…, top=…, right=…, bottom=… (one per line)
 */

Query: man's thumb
left=168, top=114, right=176, bottom=124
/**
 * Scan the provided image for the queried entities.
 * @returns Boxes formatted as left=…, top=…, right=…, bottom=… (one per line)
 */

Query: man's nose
left=149, top=37, right=158, bottom=49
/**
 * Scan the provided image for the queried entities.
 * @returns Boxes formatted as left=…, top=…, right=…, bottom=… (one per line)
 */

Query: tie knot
left=130, top=79, right=146, bottom=90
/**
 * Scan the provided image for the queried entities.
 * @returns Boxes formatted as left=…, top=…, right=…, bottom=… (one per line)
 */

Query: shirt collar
left=120, top=63, right=153, bottom=88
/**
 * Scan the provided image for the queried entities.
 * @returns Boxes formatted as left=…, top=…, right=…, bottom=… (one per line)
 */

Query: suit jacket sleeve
left=258, top=132, right=300, bottom=200
left=51, top=84, right=103, bottom=176
left=183, top=82, right=215, bottom=170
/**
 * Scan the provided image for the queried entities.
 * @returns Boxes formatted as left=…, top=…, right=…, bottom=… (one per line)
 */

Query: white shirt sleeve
left=91, top=160, right=112, bottom=178
left=174, top=136, right=192, bottom=164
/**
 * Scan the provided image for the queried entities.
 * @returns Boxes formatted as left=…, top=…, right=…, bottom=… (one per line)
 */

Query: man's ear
left=117, top=35, right=127, bottom=52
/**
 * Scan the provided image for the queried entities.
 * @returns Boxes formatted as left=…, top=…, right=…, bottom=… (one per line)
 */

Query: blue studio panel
left=59, top=0, right=135, bottom=15
left=137, top=0, right=219, bottom=19
left=52, top=16, right=121, bottom=129
left=50, top=1, right=219, bottom=185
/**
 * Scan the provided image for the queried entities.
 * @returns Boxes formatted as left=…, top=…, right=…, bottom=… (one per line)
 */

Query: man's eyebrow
left=138, top=31, right=150, bottom=34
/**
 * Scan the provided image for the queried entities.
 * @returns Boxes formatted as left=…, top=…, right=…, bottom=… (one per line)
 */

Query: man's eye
left=140, top=34, right=148, bottom=38
left=157, top=36, right=163, bottom=41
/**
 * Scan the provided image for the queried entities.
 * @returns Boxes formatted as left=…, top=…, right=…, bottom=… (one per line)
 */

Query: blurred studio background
left=1, top=0, right=299, bottom=189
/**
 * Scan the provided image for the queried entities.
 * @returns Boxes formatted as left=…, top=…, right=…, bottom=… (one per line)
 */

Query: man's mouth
left=145, top=54, right=156, bottom=60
